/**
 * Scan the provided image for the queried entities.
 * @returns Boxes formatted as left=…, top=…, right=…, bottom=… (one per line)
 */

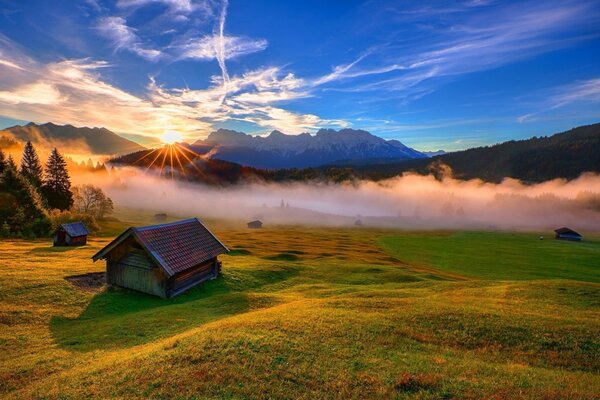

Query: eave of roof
left=60, top=222, right=89, bottom=237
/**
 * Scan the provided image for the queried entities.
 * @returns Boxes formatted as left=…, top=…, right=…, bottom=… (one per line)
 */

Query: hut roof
left=59, top=222, right=89, bottom=237
left=92, top=218, right=229, bottom=276
left=554, top=227, right=582, bottom=236
left=248, top=220, right=262, bottom=224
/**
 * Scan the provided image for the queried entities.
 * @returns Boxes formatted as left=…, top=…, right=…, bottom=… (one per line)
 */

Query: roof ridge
left=135, top=218, right=199, bottom=231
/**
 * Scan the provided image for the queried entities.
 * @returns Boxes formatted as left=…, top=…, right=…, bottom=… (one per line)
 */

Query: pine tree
left=20, top=141, right=43, bottom=186
left=42, top=148, right=73, bottom=210
left=0, top=166, right=50, bottom=236
left=0, top=148, right=6, bottom=173
left=6, top=154, right=16, bottom=170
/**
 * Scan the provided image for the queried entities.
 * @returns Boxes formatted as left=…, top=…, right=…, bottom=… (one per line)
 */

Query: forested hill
left=331, top=122, right=600, bottom=183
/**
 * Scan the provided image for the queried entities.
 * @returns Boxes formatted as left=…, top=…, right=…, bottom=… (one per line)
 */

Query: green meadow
left=0, top=211, right=599, bottom=399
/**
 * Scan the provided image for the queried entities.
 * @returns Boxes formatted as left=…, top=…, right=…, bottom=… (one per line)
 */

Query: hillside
left=192, top=128, right=425, bottom=169
left=1, top=214, right=599, bottom=399
left=331, top=123, right=600, bottom=182
left=110, top=145, right=270, bottom=184
left=0, top=122, right=145, bottom=156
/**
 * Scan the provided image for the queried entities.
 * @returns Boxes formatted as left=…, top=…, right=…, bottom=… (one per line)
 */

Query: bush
left=0, top=168, right=51, bottom=237
left=48, top=209, right=100, bottom=234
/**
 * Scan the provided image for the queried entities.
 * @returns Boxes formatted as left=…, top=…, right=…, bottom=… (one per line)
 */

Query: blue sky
left=0, top=0, right=599, bottom=150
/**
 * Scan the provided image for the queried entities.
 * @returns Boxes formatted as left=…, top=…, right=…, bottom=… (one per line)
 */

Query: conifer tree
left=6, top=154, right=16, bottom=170
left=19, top=141, right=43, bottom=186
left=0, top=166, right=50, bottom=236
left=42, top=148, right=73, bottom=210
left=0, top=148, right=6, bottom=173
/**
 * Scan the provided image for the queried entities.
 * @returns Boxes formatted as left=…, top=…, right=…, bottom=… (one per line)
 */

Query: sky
left=0, top=0, right=599, bottom=151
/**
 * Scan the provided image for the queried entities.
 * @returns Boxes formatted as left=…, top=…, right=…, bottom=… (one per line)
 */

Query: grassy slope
left=379, top=231, right=600, bottom=282
left=0, top=212, right=598, bottom=399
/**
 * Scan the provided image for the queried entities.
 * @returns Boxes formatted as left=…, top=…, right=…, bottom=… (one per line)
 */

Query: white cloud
left=0, top=82, right=63, bottom=105
left=232, top=105, right=349, bottom=134
left=97, top=16, right=162, bottom=61
left=177, top=34, right=268, bottom=61
left=312, top=0, right=600, bottom=98
left=117, top=0, right=207, bottom=15
left=0, top=59, right=24, bottom=70
left=549, top=77, right=600, bottom=108
left=0, top=34, right=346, bottom=141
left=518, top=77, right=600, bottom=123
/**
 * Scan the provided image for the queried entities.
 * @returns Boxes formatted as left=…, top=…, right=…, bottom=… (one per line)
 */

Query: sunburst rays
left=132, top=143, right=207, bottom=179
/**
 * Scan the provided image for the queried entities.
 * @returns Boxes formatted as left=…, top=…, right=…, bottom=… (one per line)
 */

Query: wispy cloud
left=176, top=34, right=267, bottom=62
left=313, top=0, right=600, bottom=97
left=0, top=36, right=344, bottom=140
left=518, top=77, right=600, bottom=123
left=549, top=77, right=600, bottom=108
left=0, top=82, right=63, bottom=105
left=97, top=16, right=162, bottom=61
left=117, top=0, right=209, bottom=16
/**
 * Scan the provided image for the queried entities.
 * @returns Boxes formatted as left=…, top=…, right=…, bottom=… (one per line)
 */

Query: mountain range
left=192, top=128, right=426, bottom=168
left=0, top=122, right=145, bottom=156
left=330, top=122, right=600, bottom=183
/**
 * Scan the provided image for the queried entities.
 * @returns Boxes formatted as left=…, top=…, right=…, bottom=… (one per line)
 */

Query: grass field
left=0, top=210, right=599, bottom=399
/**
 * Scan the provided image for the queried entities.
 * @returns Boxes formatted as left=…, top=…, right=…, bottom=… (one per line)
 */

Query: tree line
left=0, top=141, right=114, bottom=238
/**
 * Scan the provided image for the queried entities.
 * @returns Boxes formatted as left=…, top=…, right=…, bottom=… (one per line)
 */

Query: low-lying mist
left=74, top=167, right=600, bottom=232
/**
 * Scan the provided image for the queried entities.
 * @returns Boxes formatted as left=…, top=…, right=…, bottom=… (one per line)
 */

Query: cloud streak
left=314, top=0, right=600, bottom=95
left=97, top=16, right=162, bottom=60
left=176, top=34, right=268, bottom=62
left=518, top=77, right=600, bottom=123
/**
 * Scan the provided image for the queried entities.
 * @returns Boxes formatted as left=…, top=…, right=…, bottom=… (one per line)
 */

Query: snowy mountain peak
left=194, top=128, right=425, bottom=168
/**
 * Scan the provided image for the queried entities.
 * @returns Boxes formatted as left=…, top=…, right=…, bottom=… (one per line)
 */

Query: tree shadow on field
left=30, top=245, right=86, bottom=253
left=51, top=265, right=299, bottom=352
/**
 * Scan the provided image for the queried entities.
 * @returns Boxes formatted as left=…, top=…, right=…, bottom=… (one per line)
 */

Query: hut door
left=57, top=230, right=66, bottom=245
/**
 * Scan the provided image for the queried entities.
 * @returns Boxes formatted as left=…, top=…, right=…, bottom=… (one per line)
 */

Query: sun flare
left=161, top=131, right=183, bottom=144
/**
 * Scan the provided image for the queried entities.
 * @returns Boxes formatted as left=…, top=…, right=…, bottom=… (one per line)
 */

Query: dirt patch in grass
left=395, top=372, right=441, bottom=394
left=65, top=272, right=106, bottom=291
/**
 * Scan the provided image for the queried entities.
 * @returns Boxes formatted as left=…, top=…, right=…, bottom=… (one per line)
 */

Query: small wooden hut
left=54, top=222, right=89, bottom=246
left=92, top=218, right=229, bottom=298
left=247, top=220, right=263, bottom=229
left=154, top=213, right=167, bottom=221
left=354, top=219, right=363, bottom=226
left=554, top=227, right=582, bottom=241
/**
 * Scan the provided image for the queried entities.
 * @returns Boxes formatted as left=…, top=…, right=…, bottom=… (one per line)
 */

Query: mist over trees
left=0, top=142, right=113, bottom=238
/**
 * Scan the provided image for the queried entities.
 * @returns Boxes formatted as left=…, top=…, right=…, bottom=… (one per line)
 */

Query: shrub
left=48, top=209, right=100, bottom=234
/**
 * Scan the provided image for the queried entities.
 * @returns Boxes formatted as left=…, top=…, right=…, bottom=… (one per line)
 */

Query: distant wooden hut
left=554, top=227, right=582, bottom=241
left=354, top=219, right=363, bottom=226
left=154, top=213, right=167, bottom=221
left=247, top=220, right=263, bottom=229
left=54, top=222, right=89, bottom=246
left=92, top=218, right=229, bottom=298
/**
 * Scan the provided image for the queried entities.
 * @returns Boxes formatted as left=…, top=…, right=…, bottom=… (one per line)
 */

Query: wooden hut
left=154, top=213, right=167, bottom=221
left=247, top=220, right=263, bottom=229
left=554, top=227, right=582, bottom=241
left=54, top=222, right=89, bottom=246
left=354, top=219, right=363, bottom=226
left=92, top=218, right=229, bottom=298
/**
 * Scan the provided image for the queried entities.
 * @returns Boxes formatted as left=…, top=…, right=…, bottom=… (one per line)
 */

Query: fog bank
left=76, top=168, right=600, bottom=232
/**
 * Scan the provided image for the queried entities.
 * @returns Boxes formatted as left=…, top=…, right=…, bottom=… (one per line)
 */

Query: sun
left=160, top=131, right=183, bottom=145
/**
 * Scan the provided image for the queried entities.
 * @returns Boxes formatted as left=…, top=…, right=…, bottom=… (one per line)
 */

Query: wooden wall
left=103, top=236, right=221, bottom=298
left=105, top=237, right=168, bottom=298
left=167, top=258, right=217, bottom=298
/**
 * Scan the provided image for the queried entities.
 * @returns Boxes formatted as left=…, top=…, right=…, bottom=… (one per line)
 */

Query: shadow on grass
left=51, top=266, right=300, bottom=352
left=263, top=253, right=301, bottom=261
left=30, top=245, right=86, bottom=253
